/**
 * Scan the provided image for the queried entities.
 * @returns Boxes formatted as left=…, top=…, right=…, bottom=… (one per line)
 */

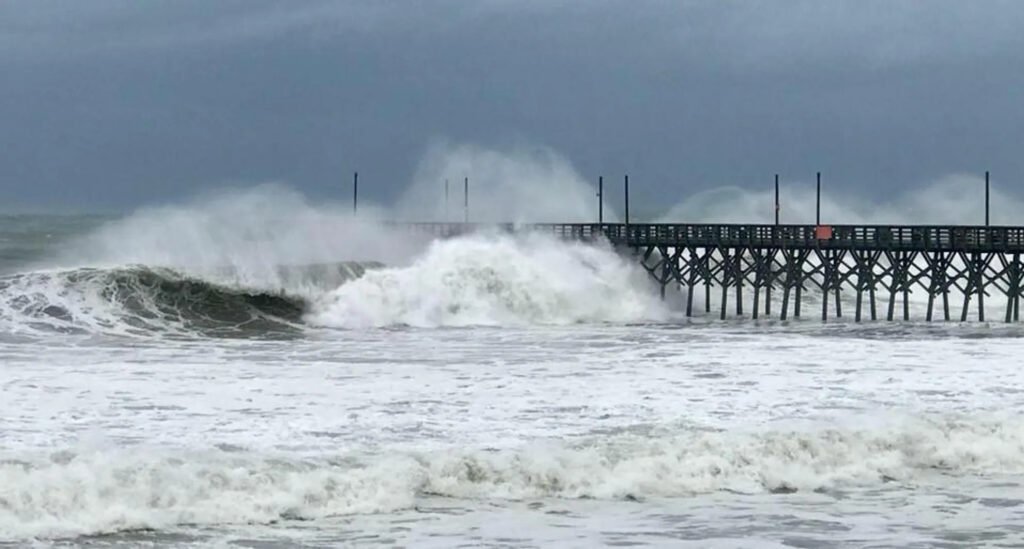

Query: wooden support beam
left=781, top=249, right=793, bottom=321
left=684, top=247, right=699, bottom=317
left=1001, top=253, right=1016, bottom=323
left=705, top=249, right=712, bottom=313
left=820, top=249, right=830, bottom=322
left=977, top=253, right=985, bottom=322
left=767, top=248, right=780, bottom=317
left=961, top=252, right=974, bottom=322
left=926, top=252, right=939, bottom=322
left=852, top=250, right=867, bottom=322
left=886, top=251, right=899, bottom=322
left=735, top=250, right=744, bottom=316
left=903, top=251, right=916, bottom=321
left=720, top=247, right=730, bottom=320
left=794, top=251, right=806, bottom=318
left=942, top=252, right=952, bottom=321
left=1015, top=252, right=1021, bottom=322
left=851, top=249, right=878, bottom=322
left=834, top=250, right=845, bottom=318
left=751, top=250, right=761, bottom=320
left=659, top=246, right=670, bottom=301
left=870, top=250, right=880, bottom=321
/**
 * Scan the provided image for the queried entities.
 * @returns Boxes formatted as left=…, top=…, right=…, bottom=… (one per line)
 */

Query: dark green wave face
left=89, top=266, right=310, bottom=338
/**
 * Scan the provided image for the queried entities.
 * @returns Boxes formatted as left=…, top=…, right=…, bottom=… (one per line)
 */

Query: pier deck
left=406, top=222, right=1024, bottom=253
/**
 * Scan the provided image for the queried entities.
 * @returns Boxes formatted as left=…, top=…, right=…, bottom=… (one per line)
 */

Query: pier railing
left=401, top=222, right=1024, bottom=252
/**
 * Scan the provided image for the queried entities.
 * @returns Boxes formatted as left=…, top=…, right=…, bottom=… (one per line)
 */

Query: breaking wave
left=2, top=415, right=1022, bottom=540
left=308, top=233, right=667, bottom=328
left=0, top=233, right=667, bottom=336
left=0, top=263, right=375, bottom=338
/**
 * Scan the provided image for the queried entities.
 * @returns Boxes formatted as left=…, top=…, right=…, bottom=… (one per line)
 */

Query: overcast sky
left=2, top=1, right=1023, bottom=213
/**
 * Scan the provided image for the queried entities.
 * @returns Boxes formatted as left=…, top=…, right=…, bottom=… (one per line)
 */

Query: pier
left=404, top=222, right=1024, bottom=322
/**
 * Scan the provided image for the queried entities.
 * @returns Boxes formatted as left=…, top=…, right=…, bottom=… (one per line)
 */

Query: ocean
left=2, top=200, right=1024, bottom=548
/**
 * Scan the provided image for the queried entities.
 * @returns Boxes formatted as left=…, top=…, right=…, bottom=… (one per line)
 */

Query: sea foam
left=307, top=232, right=666, bottom=328
left=2, top=415, right=1022, bottom=541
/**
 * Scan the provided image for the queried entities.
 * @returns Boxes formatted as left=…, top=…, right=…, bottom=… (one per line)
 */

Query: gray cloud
left=1, top=1, right=1023, bottom=217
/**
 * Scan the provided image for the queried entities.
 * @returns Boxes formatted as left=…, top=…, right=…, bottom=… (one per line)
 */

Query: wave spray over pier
left=407, top=171, right=1023, bottom=322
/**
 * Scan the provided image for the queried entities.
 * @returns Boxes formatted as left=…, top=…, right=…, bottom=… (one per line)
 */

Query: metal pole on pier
left=624, top=175, right=630, bottom=241
left=598, top=176, right=604, bottom=225
left=464, top=177, right=469, bottom=223
left=986, top=171, right=990, bottom=226
left=816, top=172, right=821, bottom=225
left=353, top=172, right=358, bottom=215
left=445, top=178, right=449, bottom=221
left=774, top=174, right=780, bottom=226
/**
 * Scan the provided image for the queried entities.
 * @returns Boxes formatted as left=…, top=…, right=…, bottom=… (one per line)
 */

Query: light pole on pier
left=774, top=174, right=780, bottom=226
left=816, top=171, right=821, bottom=226
left=624, top=174, right=630, bottom=235
left=986, top=171, right=991, bottom=226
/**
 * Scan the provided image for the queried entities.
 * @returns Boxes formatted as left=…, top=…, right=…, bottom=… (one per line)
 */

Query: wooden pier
left=404, top=222, right=1024, bottom=322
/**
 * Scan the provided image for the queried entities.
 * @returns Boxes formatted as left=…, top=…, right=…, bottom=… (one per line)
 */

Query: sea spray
left=307, top=232, right=667, bottom=328
left=54, top=184, right=426, bottom=286
left=656, top=174, right=1024, bottom=225
left=394, top=142, right=615, bottom=223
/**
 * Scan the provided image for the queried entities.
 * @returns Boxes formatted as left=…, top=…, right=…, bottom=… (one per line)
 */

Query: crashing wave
left=0, top=232, right=667, bottom=336
left=307, top=233, right=666, bottom=328
left=1, top=414, right=1022, bottom=540
left=0, top=263, right=378, bottom=338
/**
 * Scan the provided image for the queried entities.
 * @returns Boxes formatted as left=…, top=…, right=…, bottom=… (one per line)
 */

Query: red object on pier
left=815, top=225, right=833, bottom=240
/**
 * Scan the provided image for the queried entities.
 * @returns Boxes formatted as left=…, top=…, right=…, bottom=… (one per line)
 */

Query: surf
left=0, top=263, right=374, bottom=338
left=3, top=414, right=1022, bottom=541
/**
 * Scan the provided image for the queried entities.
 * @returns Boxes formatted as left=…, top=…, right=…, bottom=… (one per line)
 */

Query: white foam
left=307, top=232, right=667, bottom=327
left=3, top=415, right=1023, bottom=541
left=0, top=267, right=139, bottom=336
left=1, top=230, right=667, bottom=335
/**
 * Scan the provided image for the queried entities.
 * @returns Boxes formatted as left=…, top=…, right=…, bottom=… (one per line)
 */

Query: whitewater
left=3, top=190, right=1024, bottom=547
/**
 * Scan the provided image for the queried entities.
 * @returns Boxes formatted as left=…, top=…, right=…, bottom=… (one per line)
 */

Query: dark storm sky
left=2, top=1, right=1023, bottom=212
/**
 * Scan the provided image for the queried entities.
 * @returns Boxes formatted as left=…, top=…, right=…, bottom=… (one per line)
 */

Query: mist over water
left=659, top=173, right=1024, bottom=225
left=394, top=142, right=619, bottom=223
left=57, top=185, right=416, bottom=283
